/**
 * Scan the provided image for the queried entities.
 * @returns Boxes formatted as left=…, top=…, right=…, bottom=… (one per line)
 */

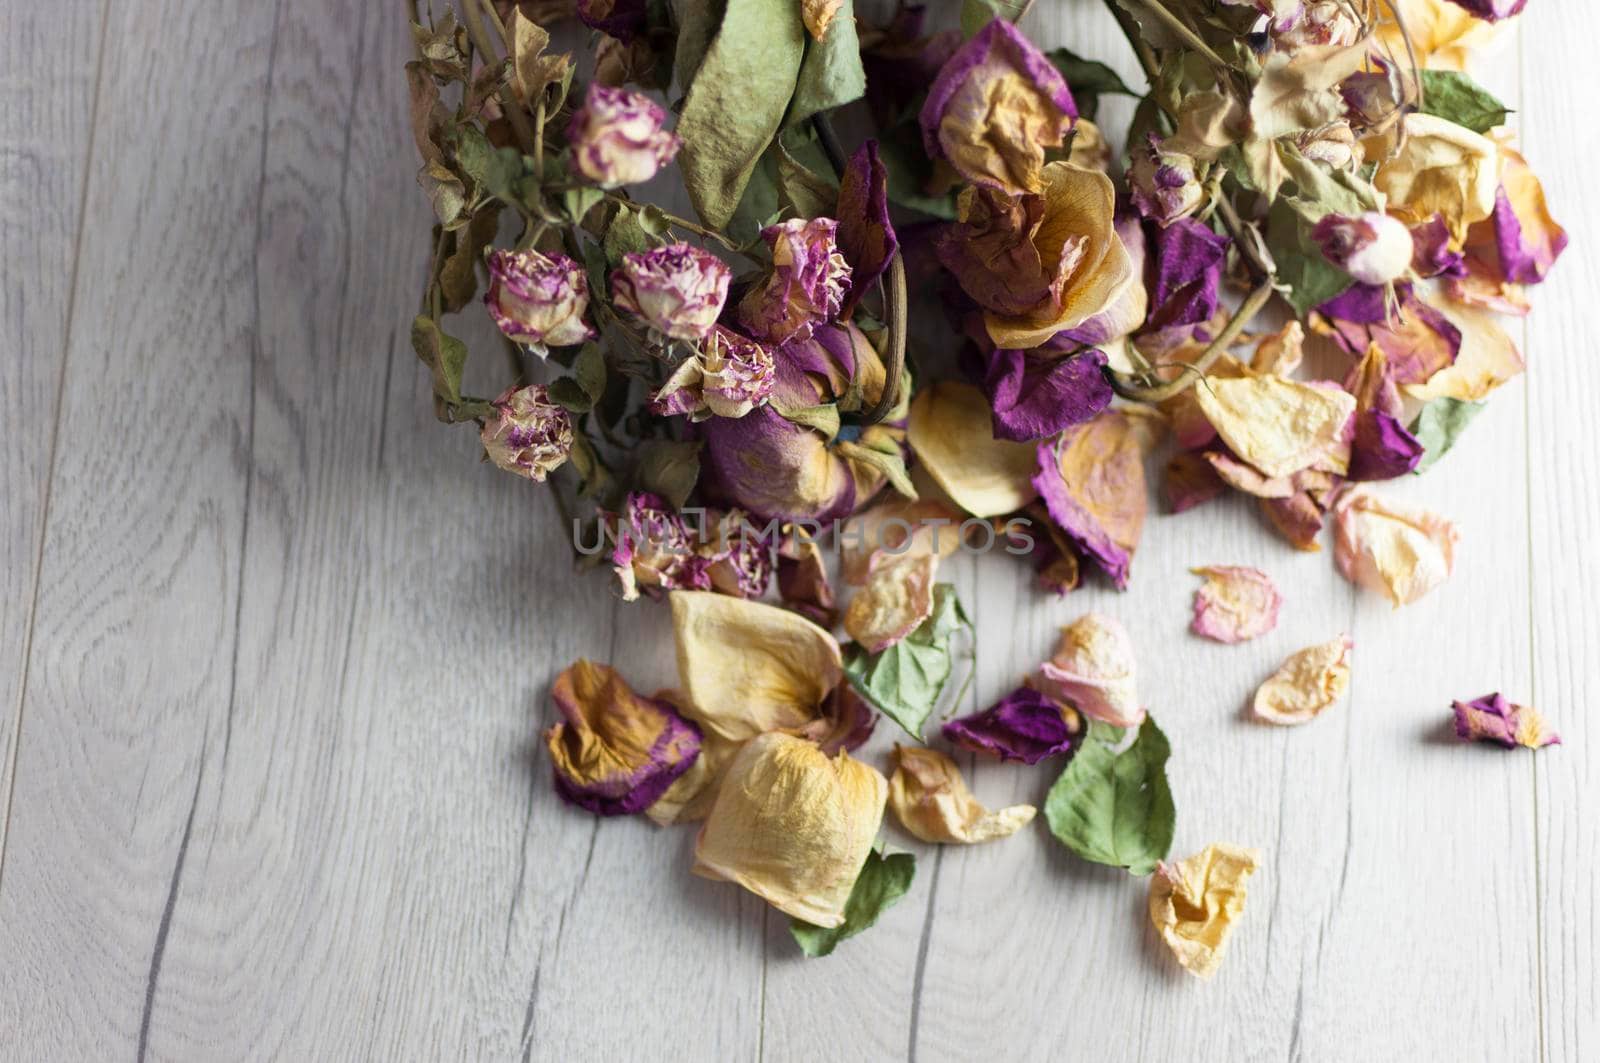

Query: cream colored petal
left=1195, top=374, right=1356, bottom=479
left=1253, top=635, right=1353, bottom=725
left=646, top=730, right=739, bottom=826
left=1402, top=295, right=1524, bottom=402
left=907, top=381, right=1039, bottom=518
left=1333, top=487, right=1459, bottom=607
left=1374, top=114, right=1499, bottom=240
left=1149, top=843, right=1262, bottom=979
left=843, top=552, right=939, bottom=653
left=671, top=591, right=842, bottom=742
left=888, top=745, right=1035, bottom=845
left=1190, top=565, right=1282, bottom=644
left=1374, top=0, right=1507, bottom=72
left=840, top=496, right=964, bottom=586
left=1033, top=612, right=1143, bottom=727
left=692, top=733, right=887, bottom=927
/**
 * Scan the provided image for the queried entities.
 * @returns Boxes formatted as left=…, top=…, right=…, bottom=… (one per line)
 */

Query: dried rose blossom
left=1272, top=0, right=1362, bottom=48
left=1128, top=134, right=1204, bottom=225
left=1253, top=636, right=1353, bottom=725
left=650, top=325, right=775, bottom=420
left=704, top=510, right=774, bottom=600
left=610, top=492, right=713, bottom=601
left=1312, top=212, right=1415, bottom=286
left=942, top=685, right=1080, bottom=764
left=567, top=83, right=681, bottom=188
left=1374, top=0, right=1508, bottom=71
left=1034, top=613, right=1143, bottom=728
left=1451, top=693, right=1559, bottom=750
left=611, top=244, right=732, bottom=342
left=919, top=17, right=1077, bottom=194
left=544, top=660, right=701, bottom=815
left=888, top=746, right=1036, bottom=845
left=480, top=384, right=574, bottom=481
left=1149, top=844, right=1261, bottom=979
left=1190, top=566, right=1281, bottom=644
left=484, top=249, right=596, bottom=355
left=738, top=218, right=851, bottom=346
left=1333, top=487, right=1458, bottom=607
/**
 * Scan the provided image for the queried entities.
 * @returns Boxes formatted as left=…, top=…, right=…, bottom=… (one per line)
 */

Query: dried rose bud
left=1441, top=0, right=1526, bottom=21
left=567, top=83, right=681, bottom=188
left=650, top=325, right=775, bottom=420
left=609, top=492, right=714, bottom=601
left=480, top=384, right=574, bottom=481
left=737, top=218, right=851, bottom=346
left=1128, top=134, right=1204, bottom=225
left=611, top=244, right=731, bottom=342
left=1272, top=0, right=1362, bottom=48
left=484, top=249, right=596, bottom=355
left=1312, top=212, right=1415, bottom=285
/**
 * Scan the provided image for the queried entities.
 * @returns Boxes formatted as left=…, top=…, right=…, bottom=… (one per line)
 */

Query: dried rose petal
left=942, top=685, right=1080, bottom=764
left=1333, top=487, right=1458, bottom=607
left=1190, top=566, right=1282, bottom=644
left=1253, top=635, right=1353, bottom=725
left=1032, top=409, right=1159, bottom=588
left=908, top=381, right=1039, bottom=519
left=843, top=552, right=939, bottom=654
left=1373, top=114, right=1499, bottom=240
left=1194, top=374, right=1356, bottom=480
left=835, top=141, right=898, bottom=318
left=1451, top=692, right=1559, bottom=750
left=1034, top=613, right=1143, bottom=728
left=777, top=533, right=837, bottom=628
left=1492, top=144, right=1567, bottom=285
left=888, top=746, right=1036, bottom=845
left=544, top=660, right=702, bottom=815
left=1149, top=844, right=1262, bottom=979
left=983, top=347, right=1113, bottom=443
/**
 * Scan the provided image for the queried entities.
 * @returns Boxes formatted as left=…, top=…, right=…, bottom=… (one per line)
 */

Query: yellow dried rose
left=1374, top=114, right=1499, bottom=240
left=907, top=381, right=1038, bottom=518
left=1149, top=843, right=1262, bottom=979
left=1373, top=0, right=1507, bottom=71
left=1194, top=374, right=1356, bottom=479
left=693, top=732, right=888, bottom=927
left=1253, top=635, right=1353, bottom=725
left=844, top=552, right=939, bottom=653
left=887, top=746, right=1036, bottom=845
left=1333, top=487, right=1459, bottom=606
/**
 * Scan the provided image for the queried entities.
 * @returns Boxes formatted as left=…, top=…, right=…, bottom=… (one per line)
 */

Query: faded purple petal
left=985, top=348, right=1113, bottom=442
left=1410, top=215, right=1466, bottom=278
left=698, top=405, right=858, bottom=523
left=1440, top=0, right=1527, bottom=21
left=1146, top=218, right=1230, bottom=331
left=1316, top=283, right=1462, bottom=387
left=1452, top=692, right=1559, bottom=749
left=1348, top=410, right=1424, bottom=481
left=836, top=140, right=899, bottom=318
left=942, top=686, right=1078, bottom=764
left=1493, top=185, right=1568, bottom=285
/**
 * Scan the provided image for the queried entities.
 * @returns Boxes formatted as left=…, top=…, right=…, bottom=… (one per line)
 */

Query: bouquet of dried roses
left=404, top=0, right=1564, bottom=964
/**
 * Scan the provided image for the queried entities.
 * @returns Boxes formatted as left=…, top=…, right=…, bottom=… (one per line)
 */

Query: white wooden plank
left=0, top=1, right=107, bottom=861
left=1522, top=0, right=1600, bottom=1056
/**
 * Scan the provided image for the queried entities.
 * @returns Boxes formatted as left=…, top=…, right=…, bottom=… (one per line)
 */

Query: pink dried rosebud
left=484, top=249, right=596, bottom=355
left=567, top=83, right=681, bottom=188
left=1312, top=212, right=1415, bottom=286
left=650, top=325, right=775, bottom=420
left=611, top=244, right=732, bottom=342
left=480, top=384, right=574, bottom=481
left=738, top=218, right=851, bottom=346
left=1128, top=134, right=1203, bottom=225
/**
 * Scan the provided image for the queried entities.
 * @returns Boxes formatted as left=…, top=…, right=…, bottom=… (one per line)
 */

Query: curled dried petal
left=1194, top=374, right=1356, bottom=480
left=1034, top=613, right=1143, bottom=728
left=1149, top=843, right=1262, bottom=979
left=1190, top=566, right=1282, bottom=644
left=1452, top=692, right=1559, bottom=750
left=1253, top=635, right=1353, bottom=724
left=844, top=552, right=939, bottom=653
left=942, top=685, right=1080, bottom=764
left=907, top=381, right=1038, bottom=519
left=888, top=746, right=1036, bottom=845
left=1333, top=487, right=1459, bottom=606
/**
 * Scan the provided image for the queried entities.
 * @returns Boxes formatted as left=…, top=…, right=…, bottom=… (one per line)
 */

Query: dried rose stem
left=1103, top=278, right=1275, bottom=403
left=460, top=0, right=538, bottom=157
left=1136, top=0, right=1232, bottom=71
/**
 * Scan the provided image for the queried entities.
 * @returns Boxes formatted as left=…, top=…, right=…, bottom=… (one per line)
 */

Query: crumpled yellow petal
left=907, top=381, right=1038, bottom=518
left=1248, top=320, right=1305, bottom=376
left=1034, top=612, right=1143, bottom=727
left=692, top=732, right=887, bottom=928
left=1374, top=114, right=1499, bottom=240
left=1253, top=635, right=1353, bottom=725
left=887, top=745, right=1035, bottom=845
left=1373, top=0, right=1507, bottom=72
left=1194, top=374, right=1356, bottom=479
left=671, top=591, right=842, bottom=742
left=1250, top=36, right=1371, bottom=141
left=844, top=552, right=939, bottom=653
left=1149, top=843, right=1262, bottom=979
left=1403, top=295, right=1524, bottom=402
left=1333, top=487, right=1459, bottom=606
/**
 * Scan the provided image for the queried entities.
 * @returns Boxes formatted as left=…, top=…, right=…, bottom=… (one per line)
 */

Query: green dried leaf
left=438, top=206, right=502, bottom=313
left=673, top=0, right=727, bottom=91
left=843, top=585, right=970, bottom=739
left=569, top=434, right=618, bottom=503
left=454, top=125, right=525, bottom=206
left=776, top=138, right=838, bottom=220
left=549, top=376, right=594, bottom=412
left=1265, top=198, right=1353, bottom=318
left=676, top=0, right=806, bottom=229
left=787, top=0, right=866, bottom=128
left=636, top=439, right=703, bottom=509
left=564, top=185, right=606, bottom=226
left=1410, top=398, right=1486, bottom=472
left=790, top=849, right=915, bottom=957
left=773, top=400, right=841, bottom=440
left=410, top=314, right=469, bottom=406
left=834, top=439, right=916, bottom=500
left=574, top=342, right=607, bottom=402
left=1046, top=47, right=1138, bottom=122
left=1044, top=714, right=1174, bottom=875
left=1418, top=70, right=1510, bottom=135
left=959, top=0, right=1026, bottom=37
left=603, top=203, right=656, bottom=264
left=875, top=131, right=958, bottom=220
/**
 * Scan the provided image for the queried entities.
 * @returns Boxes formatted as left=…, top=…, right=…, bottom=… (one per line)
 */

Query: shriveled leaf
left=564, top=185, right=606, bottom=225
left=1266, top=199, right=1353, bottom=317
left=776, top=138, right=838, bottom=219
left=454, top=124, right=524, bottom=205
left=548, top=376, right=594, bottom=413
left=774, top=400, right=842, bottom=439
left=788, top=0, right=866, bottom=127
left=1046, top=47, right=1138, bottom=121
left=835, top=438, right=916, bottom=500
left=1419, top=70, right=1510, bottom=135
left=602, top=203, right=657, bottom=264
left=508, top=9, right=570, bottom=107
left=1044, top=714, right=1174, bottom=875
left=844, top=585, right=970, bottom=739
left=1410, top=398, right=1485, bottom=472
left=574, top=342, right=607, bottom=402
left=674, top=0, right=726, bottom=91
left=789, top=849, right=915, bottom=957
left=636, top=439, right=703, bottom=509
left=438, top=206, right=501, bottom=312
left=411, top=314, right=468, bottom=406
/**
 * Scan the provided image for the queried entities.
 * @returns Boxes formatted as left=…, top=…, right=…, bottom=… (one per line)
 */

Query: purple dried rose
left=545, top=659, right=702, bottom=815
left=1441, top=0, right=1527, bottom=21
left=919, top=17, right=1077, bottom=194
left=1312, top=212, right=1415, bottom=286
left=738, top=218, right=852, bottom=346
left=649, top=325, right=775, bottom=420
left=611, top=243, right=732, bottom=342
left=984, top=347, right=1113, bottom=443
left=610, top=492, right=715, bottom=601
left=480, top=384, right=574, bottom=481
left=1128, top=134, right=1204, bottom=226
left=576, top=0, right=647, bottom=42
left=835, top=141, right=899, bottom=318
left=943, top=685, right=1079, bottom=764
left=568, top=83, right=681, bottom=188
left=1452, top=692, right=1559, bottom=749
left=484, top=249, right=596, bottom=355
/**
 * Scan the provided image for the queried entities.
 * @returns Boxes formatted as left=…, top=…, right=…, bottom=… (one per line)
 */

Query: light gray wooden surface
left=1, top=1, right=1595, bottom=1059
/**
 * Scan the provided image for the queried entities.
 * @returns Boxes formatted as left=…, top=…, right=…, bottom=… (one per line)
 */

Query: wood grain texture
left=0, top=0, right=1593, bottom=1059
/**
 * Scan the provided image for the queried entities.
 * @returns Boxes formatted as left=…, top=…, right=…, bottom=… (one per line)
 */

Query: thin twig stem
left=1103, top=279, right=1276, bottom=403
left=460, top=0, right=538, bottom=156
left=1138, top=0, right=1232, bottom=71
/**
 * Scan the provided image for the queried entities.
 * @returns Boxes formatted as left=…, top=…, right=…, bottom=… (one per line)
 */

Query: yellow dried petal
left=907, top=381, right=1038, bottom=518
left=840, top=496, right=963, bottom=586
left=1373, top=0, right=1507, bottom=72
left=888, top=745, right=1035, bottom=845
left=1333, top=487, right=1459, bottom=606
left=1253, top=635, right=1353, bottom=725
left=1374, top=113, right=1499, bottom=240
left=693, top=733, right=887, bottom=927
left=1035, top=612, right=1143, bottom=727
left=1250, top=37, right=1371, bottom=142
left=671, top=591, right=842, bottom=742
left=801, top=0, right=841, bottom=40
left=1149, top=843, right=1262, bottom=979
left=1194, top=374, right=1356, bottom=479
left=1248, top=320, right=1305, bottom=376
left=843, top=552, right=938, bottom=653
left=1403, top=295, right=1524, bottom=402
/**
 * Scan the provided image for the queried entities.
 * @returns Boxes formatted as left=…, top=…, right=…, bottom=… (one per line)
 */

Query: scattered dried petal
left=1032, top=408, right=1159, bottom=588
left=1190, top=566, right=1282, bottom=644
left=1333, top=487, right=1459, bottom=606
left=1452, top=692, right=1560, bottom=750
left=888, top=746, right=1036, bottom=844
left=907, top=381, right=1039, bottom=518
left=942, top=685, right=1080, bottom=764
left=1035, top=613, right=1143, bottom=728
left=1253, top=635, right=1353, bottom=724
left=1194, top=374, right=1356, bottom=480
left=1149, top=844, right=1262, bottom=979
left=844, top=552, right=939, bottom=653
